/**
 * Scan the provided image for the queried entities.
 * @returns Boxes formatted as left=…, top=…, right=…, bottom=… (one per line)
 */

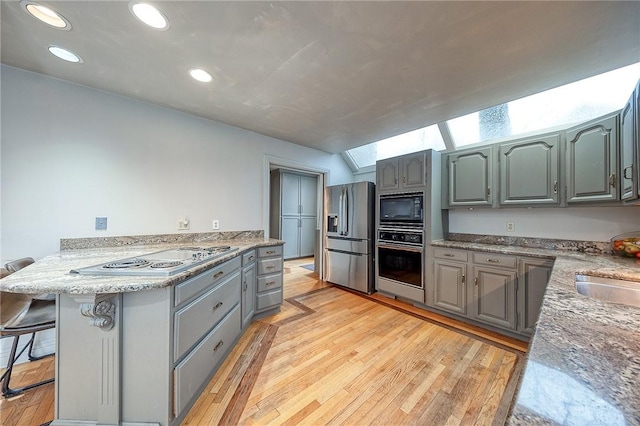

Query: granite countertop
left=0, top=237, right=283, bottom=295
left=431, top=240, right=640, bottom=426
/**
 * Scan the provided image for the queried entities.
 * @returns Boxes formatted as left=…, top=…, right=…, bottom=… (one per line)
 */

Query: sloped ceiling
left=2, top=1, right=639, bottom=153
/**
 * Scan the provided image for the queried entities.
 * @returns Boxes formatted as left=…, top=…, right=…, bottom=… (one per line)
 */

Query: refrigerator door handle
left=342, top=186, right=349, bottom=236
left=338, top=187, right=344, bottom=235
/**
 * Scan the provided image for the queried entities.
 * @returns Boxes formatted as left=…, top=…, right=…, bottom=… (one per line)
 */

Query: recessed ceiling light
left=189, top=68, right=213, bottom=83
left=129, top=2, right=169, bottom=30
left=20, top=1, right=71, bottom=30
left=48, top=46, right=82, bottom=63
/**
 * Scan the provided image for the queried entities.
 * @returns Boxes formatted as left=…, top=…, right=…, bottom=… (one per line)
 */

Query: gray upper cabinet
left=446, top=147, right=494, bottom=207
left=499, top=135, right=560, bottom=206
left=270, top=170, right=317, bottom=259
left=377, top=151, right=426, bottom=193
left=621, top=88, right=637, bottom=201
left=566, top=113, right=619, bottom=204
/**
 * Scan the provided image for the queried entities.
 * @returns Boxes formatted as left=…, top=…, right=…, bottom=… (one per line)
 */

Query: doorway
left=263, top=156, right=328, bottom=278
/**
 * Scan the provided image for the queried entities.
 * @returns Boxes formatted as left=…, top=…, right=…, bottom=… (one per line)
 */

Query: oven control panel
left=378, top=229, right=423, bottom=246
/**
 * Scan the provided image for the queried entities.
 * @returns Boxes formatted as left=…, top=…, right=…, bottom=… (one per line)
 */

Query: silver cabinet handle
left=266, top=281, right=276, bottom=286
left=265, top=250, right=276, bottom=255
left=486, top=258, right=500, bottom=263
left=609, top=173, right=616, bottom=188
left=443, top=253, right=454, bottom=257
left=213, top=340, right=224, bottom=352
left=475, top=277, right=478, bottom=287
left=623, top=166, right=633, bottom=180
left=553, top=181, right=558, bottom=194
left=212, top=301, right=223, bottom=311
left=248, top=255, right=255, bottom=261
left=213, top=271, right=224, bottom=280
left=462, top=274, right=465, bottom=285
left=266, top=265, right=275, bottom=270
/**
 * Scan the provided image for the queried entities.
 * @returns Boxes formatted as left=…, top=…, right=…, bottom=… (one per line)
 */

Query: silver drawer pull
left=212, top=301, right=223, bottom=311
left=486, top=258, right=500, bottom=263
left=248, top=255, right=255, bottom=261
left=266, top=265, right=275, bottom=270
left=443, top=253, right=454, bottom=257
left=265, top=250, right=276, bottom=255
left=213, top=340, right=224, bottom=352
left=213, top=271, right=224, bottom=279
left=266, top=281, right=276, bottom=286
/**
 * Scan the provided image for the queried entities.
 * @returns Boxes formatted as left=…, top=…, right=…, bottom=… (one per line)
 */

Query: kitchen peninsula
left=0, top=231, right=284, bottom=426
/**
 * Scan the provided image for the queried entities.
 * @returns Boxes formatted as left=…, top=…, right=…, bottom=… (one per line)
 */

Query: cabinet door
left=281, top=173, right=301, bottom=215
left=377, top=158, right=400, bottom=192
left=299, top=217, right=316, bottom=257
left=401, top=152, right=426, bottom=190
left=433, top=260, right=467, bottom=315
left=621, top=91, right=637, bottom=201
left=499, top=135, right=560, bottom=205
left=281, top=217, right=300, bottom=260
left=566, top=114, right=619, bottom=203
left=241, top=263, right=256, bottom=329
left=299, top=175, right=317, bottom=216
left=472, top=266, right=517, bottom=330
left=448, top=147, right=493, bottom=207
left=636, top=80, right=640, bottom=199
left=518, top=258, right=553, bottom=336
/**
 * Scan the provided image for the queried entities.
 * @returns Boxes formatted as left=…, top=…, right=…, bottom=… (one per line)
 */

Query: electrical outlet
left=177, top=218, right=190, bottom=231
left=506, top=221, right=515, bottom=232
left=212, top=220, right=220, bottom=230
left=95, top=217, right=107, bottom=230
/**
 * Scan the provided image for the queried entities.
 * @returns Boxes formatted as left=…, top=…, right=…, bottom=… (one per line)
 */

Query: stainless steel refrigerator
left=323, top=181, right=375, bottom=293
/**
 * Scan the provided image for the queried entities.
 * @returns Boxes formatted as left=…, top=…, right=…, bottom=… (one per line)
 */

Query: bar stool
left=1, top=260, right=56, bottom=397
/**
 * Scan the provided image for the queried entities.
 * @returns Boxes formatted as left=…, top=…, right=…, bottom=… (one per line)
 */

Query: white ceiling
left=2, top=1, right=639, bottom=154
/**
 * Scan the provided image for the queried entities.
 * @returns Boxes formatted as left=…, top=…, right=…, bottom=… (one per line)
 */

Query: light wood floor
left=1, top=257, right=526, bottom=426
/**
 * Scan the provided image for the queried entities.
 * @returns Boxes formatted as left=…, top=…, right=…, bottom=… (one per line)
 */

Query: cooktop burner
left=70, top=245, right=239, bottom=276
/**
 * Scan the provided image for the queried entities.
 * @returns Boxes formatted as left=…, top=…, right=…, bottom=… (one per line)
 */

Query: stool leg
left=2, top=335, right=20, bottom=397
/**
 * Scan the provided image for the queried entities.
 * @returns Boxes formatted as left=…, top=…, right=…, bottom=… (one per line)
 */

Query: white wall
left=1, top=65, right=354, bottom=263
left=449, top=206, right=640, bottom=241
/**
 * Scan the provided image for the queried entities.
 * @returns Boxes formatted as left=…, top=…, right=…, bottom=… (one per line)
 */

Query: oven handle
left=377, top=244, right=423, bottom=253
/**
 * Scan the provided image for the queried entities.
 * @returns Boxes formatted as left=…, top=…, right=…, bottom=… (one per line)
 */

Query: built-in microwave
left=379, top=192, right=424, bottom=227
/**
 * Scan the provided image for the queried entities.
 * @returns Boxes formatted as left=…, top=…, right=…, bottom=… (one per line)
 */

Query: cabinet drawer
left=258, top=245, right=283, bottom=258
left=257, top=273, right=283, bottom=293
left=472, top=252, right=517, bottom=269
left=257, top=258, right=282, bottom=275
left=242, top=250, right=256, bottom=266
left=256, top=289, right=283, bottom=311
left=433, top=248, right=468, bottom=262
left=174, top=271, right=241, bottom=361
left=174, top=257, right=241, bottom=307
left=173, top=304, right=241, bottom=417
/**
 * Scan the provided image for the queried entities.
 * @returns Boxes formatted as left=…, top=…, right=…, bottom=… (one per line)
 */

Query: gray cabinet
left=566, top=113, right=619, bottom=204
left=621, top=88, right=637, bottom=201
left=517, top=257, right=553, bottom=336
left=241, top=250, right=256, bottom=329
left=376, top=151, right=427, bottom=193
left=429, top=248, right=551, bottom=338
left=499, top=134, right=560, bottom=206
left=432, top=248, right=468, bottom=315
left=270, top=170, right=317, bottom=259
left=255, top=245, right=284, bottom=315
left=446, top=147, right=494, bottom=207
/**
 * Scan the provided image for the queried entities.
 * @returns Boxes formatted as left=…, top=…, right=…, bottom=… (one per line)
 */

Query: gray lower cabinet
left=55, top=246, right=284, bottom=426
left=566, top=113, right=619, bottom=204
left=445, top=146, right=494, bottom=207
left=499, top=134, right=560, bottom=206
left=256, top=245, right=284, bottom=314
left=431, top=248, right=468, bottom=315
left=241, top=250, right=256, bottom=329
left=429, top=247, right=552, bottom=339
left=517, top=257, right=553, bottom=336
left=471, top=264, right=517, bottom=330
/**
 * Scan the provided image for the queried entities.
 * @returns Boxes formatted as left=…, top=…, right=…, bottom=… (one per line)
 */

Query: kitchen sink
left=575, top=275, right=640, bottom=308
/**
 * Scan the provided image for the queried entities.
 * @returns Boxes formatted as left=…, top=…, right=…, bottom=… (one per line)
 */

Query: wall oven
left=379, top=192, right=424, bottom=228
left=376, top=228, right=424, bottom=300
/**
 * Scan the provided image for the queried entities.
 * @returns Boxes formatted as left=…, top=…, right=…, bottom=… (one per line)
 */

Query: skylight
left=344, top=62, right=640, bottom=171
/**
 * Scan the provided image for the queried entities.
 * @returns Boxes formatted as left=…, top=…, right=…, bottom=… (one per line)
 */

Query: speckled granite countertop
left=0, top=237, right=283, bottom=295
left=431, top=239, right=640, bottom=426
